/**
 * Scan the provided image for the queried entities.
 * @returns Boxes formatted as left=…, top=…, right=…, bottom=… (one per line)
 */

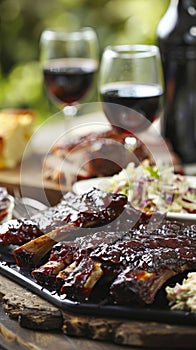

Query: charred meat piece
left=31, top=209, right=165, bottom=287
left=43, top=128, right=151, bottom=186
left=58, top=187, right=128, bottom=227
left=59, top=257, right=104, bottom=301
left=49, top=240, right=77, bottom=264
left=32, top=230, right=127, bottom=285
left=0, top=219, right=42, bottom=245
left=107, top=203, right=165, bottom=233
left=0, top=195, right=76, bottom=246
left=59, top=221, right=196, bottom=304
left=84, top=138, right=139, bottom=178
left=52, top=129, right=128, bottom=154
left=31, top=260, right=66, bottom=287
left=4, top=187, right=127, bottom=247
left=110, top=266, right=177, bottom=305
left=14, top=189, right=128, bottom=268
left=32, top=188, right=128, bottom=231
left=109, top=223, right=196, bottom=304
left=50, top=230, right=123, bottom=265
left=32, top=240, right=78, bottom=285
left=14, top=223, right=82, bottom=269
left=43, top=127, right=184, bottom=186
left=109, top=244, right=194, bottom=305
left=0, top=189, right=145, bottom=248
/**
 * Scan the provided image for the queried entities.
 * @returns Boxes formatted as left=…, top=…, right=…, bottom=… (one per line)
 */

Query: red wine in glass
left=40, top=27, right=99, bottom=116
left=43, top=58, right=98, bottom=105
left=99, top=45, right=164, bottom=134
left=100, top=82, right=163, bottom=133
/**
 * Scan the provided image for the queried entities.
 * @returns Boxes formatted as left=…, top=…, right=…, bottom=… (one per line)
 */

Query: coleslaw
left=100, top=160, right=196, bottom=214
left=166, top=272, right=196, bottom=312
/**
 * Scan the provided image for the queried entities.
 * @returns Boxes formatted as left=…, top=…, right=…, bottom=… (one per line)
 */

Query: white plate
left=73, top=176, right=196, bottom=222
left=73, top=177, right=113, bottom=195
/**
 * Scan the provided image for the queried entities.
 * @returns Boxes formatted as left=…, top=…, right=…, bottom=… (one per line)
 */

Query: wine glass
left=40, top=27, right=99, bottom=117
left=99, top=44, right=164, bottom=135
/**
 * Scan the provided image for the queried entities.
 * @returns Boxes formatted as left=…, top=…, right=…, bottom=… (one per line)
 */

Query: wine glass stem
left=63, top=105, right=78, bottom=118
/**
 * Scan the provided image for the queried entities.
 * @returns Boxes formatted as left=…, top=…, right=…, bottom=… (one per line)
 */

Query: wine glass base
left=63, top=105, right=78, bottom=118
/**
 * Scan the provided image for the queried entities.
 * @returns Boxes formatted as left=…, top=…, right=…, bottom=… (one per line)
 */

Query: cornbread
left=0, top=109, right=35, bottom=168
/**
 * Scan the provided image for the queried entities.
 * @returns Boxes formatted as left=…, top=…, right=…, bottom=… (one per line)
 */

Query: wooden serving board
left=0, top=275, right=195, bottom=348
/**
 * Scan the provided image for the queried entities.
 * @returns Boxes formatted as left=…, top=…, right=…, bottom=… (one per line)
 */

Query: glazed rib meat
left=6, top=187, right=128, bottom=247
left=37, top=220, right=196, bottom=305
left=26, top=201, right=159, bottom=271
left=30, top=205, right=164, bottom=285
left=2, top=185, right=193, bottom=306
left=32, top=230, right=126, bottom=286
left=14, top=189, right=129, bottom=268
left=43, top=127, right=184, bottom=186
left=31, top=187, right=128, bottom=231
left=43, top=128, right=151, bottom=186
left=0, top=219, right=43, bottom=245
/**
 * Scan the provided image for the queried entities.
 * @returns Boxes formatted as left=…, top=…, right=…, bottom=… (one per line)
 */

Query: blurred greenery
left=0, top=0, right=169, bottom=123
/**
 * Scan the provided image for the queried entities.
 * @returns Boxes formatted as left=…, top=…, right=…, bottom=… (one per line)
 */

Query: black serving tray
left=0, top=259, right=196, bottom=326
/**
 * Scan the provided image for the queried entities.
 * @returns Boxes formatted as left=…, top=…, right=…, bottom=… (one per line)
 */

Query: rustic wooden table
left=0, top=276, right=130, bottom=350
left=0, top=308, right=126, bottom=350
left=0, top=275, right=195, bottom=350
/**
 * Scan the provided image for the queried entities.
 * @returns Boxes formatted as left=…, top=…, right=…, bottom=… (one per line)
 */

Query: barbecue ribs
left=32, top=220, right=196, bottom=305
left=1, top=186, right=194, bottom=306
left=13, top=188, right=130, bottom=268
left=43, top=128, right=150, bottom=186
left=0, top=219, right=43, bottom=245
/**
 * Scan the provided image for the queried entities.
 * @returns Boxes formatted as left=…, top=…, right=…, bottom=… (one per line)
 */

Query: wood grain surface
left=0, top=275, right=195, bottom=349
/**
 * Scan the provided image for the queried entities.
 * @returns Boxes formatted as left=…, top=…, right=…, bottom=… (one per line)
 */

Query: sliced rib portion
left=14, top=189, right=129, bottom=268
left=54, top=221, right=196, bottom=304
left=32, top=188, right=127, bottom=232
left=0, top=219, right=42, bottom=245
left=14, top=223, right=77, bottom=268
left=2, top=188, right=128, bottom=248
left=43, top=128, right=150, bottom=185
left=29, top=204, right=157, bottom=275
left=32, top=230, right=125, bottom=286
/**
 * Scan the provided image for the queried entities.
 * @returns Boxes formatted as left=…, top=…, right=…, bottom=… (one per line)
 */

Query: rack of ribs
left=31, top=230, right=127, bottom=286
left=31, top=208, right=163, bottom=286
left=43, top=128, right=151, bottom=186
left=0, top=188, right=129, bottom=248
left=31, top=220, right=196, bottom=305
left=13, top=188, right=131, bottom=268
left=43, top=127, right=184, bottom=186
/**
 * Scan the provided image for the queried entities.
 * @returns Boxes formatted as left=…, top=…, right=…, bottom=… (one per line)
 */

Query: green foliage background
left=0, top=0, right=169, bottom=123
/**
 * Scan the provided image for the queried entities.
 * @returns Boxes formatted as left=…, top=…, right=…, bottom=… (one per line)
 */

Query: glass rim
left=40, top=27, right=96, bottom=42
left=104, top=44, right=160, bottom=58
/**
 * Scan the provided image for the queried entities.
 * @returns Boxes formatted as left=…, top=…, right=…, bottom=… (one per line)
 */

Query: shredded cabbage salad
left=166, top=272, right=196, bottom=312
left=100, top=160, right=196, bottom=214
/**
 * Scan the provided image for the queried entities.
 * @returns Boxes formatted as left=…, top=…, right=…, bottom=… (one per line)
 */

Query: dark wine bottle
left=157, top=0, right=196, bottom=164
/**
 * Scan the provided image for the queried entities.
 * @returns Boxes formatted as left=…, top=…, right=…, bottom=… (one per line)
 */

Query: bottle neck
left=178, top=0, right=196, bottom=13
left=168, top=0, right=196, bottom=16
left=178, top=0, right=196, bottom=47
left=158, top=0, right=196, bottom=49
